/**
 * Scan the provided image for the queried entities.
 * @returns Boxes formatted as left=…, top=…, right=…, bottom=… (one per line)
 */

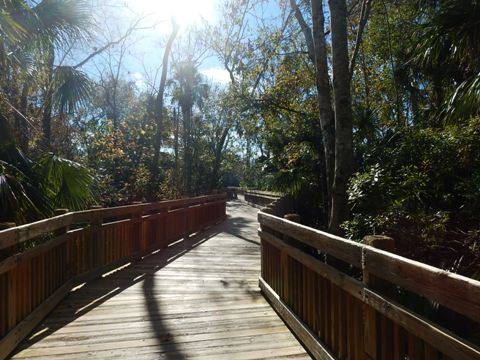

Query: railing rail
left=0, top=194, right=226, bottom=359
left=258, top=210, right=480, bottom=360
left=226, top=187, right=284, bottom=208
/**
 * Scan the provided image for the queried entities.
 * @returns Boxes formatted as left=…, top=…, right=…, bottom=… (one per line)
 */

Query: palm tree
left=0, top=1, right=96, bottom=224
left=170, top=60, right=208, bottom=195
left=0, top=117, right=95, bottom=224
left=414, top=0, right=480, bottom=121
left=0, top=0, right=93, bottom=149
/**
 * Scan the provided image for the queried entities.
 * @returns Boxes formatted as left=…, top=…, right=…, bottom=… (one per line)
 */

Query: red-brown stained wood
left=7, top=269, right=17, bottom=330
left=258, top=212, right=363, bottom=267
left=354, top=297, right=364, bottom=360
left=338, top=288, right=347, bottom=360
left=392, top=323, right=405, bottom=360
left=346, top=294, right=355, bottom=359
left=0, top=195, right=227, bottom=360
left=407, top=332, right=422, bottom=359
left=379, top=315, right=393, bottom=360
left=424, top=342, right=440, bottom=360
left=0, top=274, right=6, bottom=337
left=364, top=246, right=480, bottom=323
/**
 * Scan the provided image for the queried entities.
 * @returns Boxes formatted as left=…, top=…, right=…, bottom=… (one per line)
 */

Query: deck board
left=11, top=200, right=310, bottom=359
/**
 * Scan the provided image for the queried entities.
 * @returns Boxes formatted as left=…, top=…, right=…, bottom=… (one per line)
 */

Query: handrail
left=258, top=210, right=480, bottom=360
left=0, top=194, right=226, bottom=360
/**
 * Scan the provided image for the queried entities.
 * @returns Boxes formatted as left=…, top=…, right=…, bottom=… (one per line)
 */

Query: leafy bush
left=343, top=118, right=480, bottom=277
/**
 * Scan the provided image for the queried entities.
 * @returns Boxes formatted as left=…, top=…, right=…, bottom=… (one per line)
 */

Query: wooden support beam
left=259, top=277, right=335, bottom=360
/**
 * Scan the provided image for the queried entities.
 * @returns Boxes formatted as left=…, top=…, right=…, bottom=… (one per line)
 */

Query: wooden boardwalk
left=11, top=200, right=310, bottom=359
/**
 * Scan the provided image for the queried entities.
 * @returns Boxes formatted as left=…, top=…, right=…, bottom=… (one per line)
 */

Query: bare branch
left=349, top=0, right=372, bottom=79
left=73, top=16, right=154, bottom=69
left=289, top=0, right=315, bottom=64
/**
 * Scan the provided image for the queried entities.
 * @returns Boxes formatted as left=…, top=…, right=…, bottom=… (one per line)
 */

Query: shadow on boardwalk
left=14, top=224, right=220, bottom=359
left=10, top=200, right=310, bottom=359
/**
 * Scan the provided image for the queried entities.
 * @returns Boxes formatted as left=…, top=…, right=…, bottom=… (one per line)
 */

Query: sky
left=75, top=0, right=284, bottom=91
left=81, top=0, right=231, bottom=89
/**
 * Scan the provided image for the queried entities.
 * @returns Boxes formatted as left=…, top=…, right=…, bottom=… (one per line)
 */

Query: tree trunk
left=209, top=126, right=230, bottom=192
left=13, top=83, right=29, bottom=152
left=42, top=46, right=55, bottom=149
left=328, top=0, right=354, bottom=234
left=173, top=107, right=180, bottom=190
left=182, top=105, right=193, bottom=196
left=311, top=0, right=336, bottom=205
left=149, top=23, right=179, bottom=199
left=291, top=0, right=336, bottom=216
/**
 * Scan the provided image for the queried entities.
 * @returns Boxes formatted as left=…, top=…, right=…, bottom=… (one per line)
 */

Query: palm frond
left=445, top=73, right=480, bottom=120
left=52, top=66, right=93, bottom=114
left=33, top=0, right=93, bottom=48
left=0, top=160, right=50, bottom=223
left=36, top=154, right=95, bottom=211
left=0, top=7, right=27, bottom=45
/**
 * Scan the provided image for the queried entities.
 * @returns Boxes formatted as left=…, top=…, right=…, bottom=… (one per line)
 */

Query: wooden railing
left=226, top=187, right=284, bottom=208
left=258, top=211, right=480, bottom=360
left=244, top=190, right=283, bottom=208
left=0, top=194, right=226, bottom=359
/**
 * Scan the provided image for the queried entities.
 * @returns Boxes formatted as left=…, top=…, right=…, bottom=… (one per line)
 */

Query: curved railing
left=258, top=208, right=480, bottom=360
left=0, top=194, right=226, bottom=359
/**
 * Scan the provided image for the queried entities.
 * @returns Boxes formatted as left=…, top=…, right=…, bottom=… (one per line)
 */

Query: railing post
left=362, top=235, right=395, bottom=360
left=1, top=222, right=17, bottom=334
left=0, top=223, right=16, bottom=259
left=54, top=209, right=69, bottom=282
left=131, top=202, right=143, bottom=251
left=281, top=214, right=301, bottom=303
left=54, top=209, right=69, bottom=234
left=183, top=199, right=189, bottom=240
left=90, top=205, right=103, bottom=270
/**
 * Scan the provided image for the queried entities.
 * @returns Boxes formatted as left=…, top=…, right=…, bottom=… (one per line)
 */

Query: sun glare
left=127, top=0, right=217, bottom=29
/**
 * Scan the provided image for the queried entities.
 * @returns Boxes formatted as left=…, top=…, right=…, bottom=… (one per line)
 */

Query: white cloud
left=130, top=72, right=145, bottom=87
left=200, top=67, right=231, bottom=85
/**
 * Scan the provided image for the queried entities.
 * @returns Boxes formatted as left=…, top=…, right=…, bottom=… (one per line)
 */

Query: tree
left=328, top=0, right=354, bottom=233
left=290, top=0, right=368, bottom=233
left=149, top=22, right=179, bottom=199
left=202, top=87, right=234, bottom=191
left=171, top=60, right=207, bottom=195
left=0, top=116, right=94, bottom=224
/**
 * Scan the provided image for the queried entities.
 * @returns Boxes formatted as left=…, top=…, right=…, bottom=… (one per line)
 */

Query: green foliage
left=82, top=115, right=154, bottom=205
left=344, top=119, right=480, bottom=275
left=0, top=143, right=95, bottom=223
left=36, top=154, right=95, bottom=211
left=53, top=66, right=93, bottom=114
left=413, top=0, right=480, bottom=120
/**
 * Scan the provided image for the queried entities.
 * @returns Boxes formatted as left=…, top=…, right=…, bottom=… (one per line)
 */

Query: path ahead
left=11, top=200, right=310, bottom=359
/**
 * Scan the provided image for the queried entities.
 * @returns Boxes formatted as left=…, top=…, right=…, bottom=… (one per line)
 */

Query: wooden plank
left=7, top=269, right=17, bottom=330
left=407, top=332, right=422, bottom=359
left=0, top=280, right=72, bottom=360
left=8, top=201, right=304, bottom=360
left=73, top=195, right=225, bottom=223
left=353, top=297, right=364, bottom=360
left=346, top=295, right=355, bottom=359
left=0, top=195, right=227, bottom=360
left=364, top=247, right=480, bottom=323
left=363, top=288, right=480, bottom=360
left=392, top=323, right=405, bottom=360
left=259, top=230, right=363, bottom=300
left=260, top=277, right=334, bottom=360
left=424, top=342, right=440, bottom=360
left=258, top=212, right=363, bottom=267
left=0, top=214, right=74, bottom=251
left=0, top=232, right=74, bottom=275
left=0, top=274, right=6, bottom=338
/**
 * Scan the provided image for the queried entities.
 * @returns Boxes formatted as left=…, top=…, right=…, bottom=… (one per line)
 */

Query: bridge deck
left=11, top=200, right=310, bottom=359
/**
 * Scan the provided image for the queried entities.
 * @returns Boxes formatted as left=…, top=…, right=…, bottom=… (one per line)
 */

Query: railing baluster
left=0, top=194, right=226, bottom=359
left=258, top=209, right=480, bottom=360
